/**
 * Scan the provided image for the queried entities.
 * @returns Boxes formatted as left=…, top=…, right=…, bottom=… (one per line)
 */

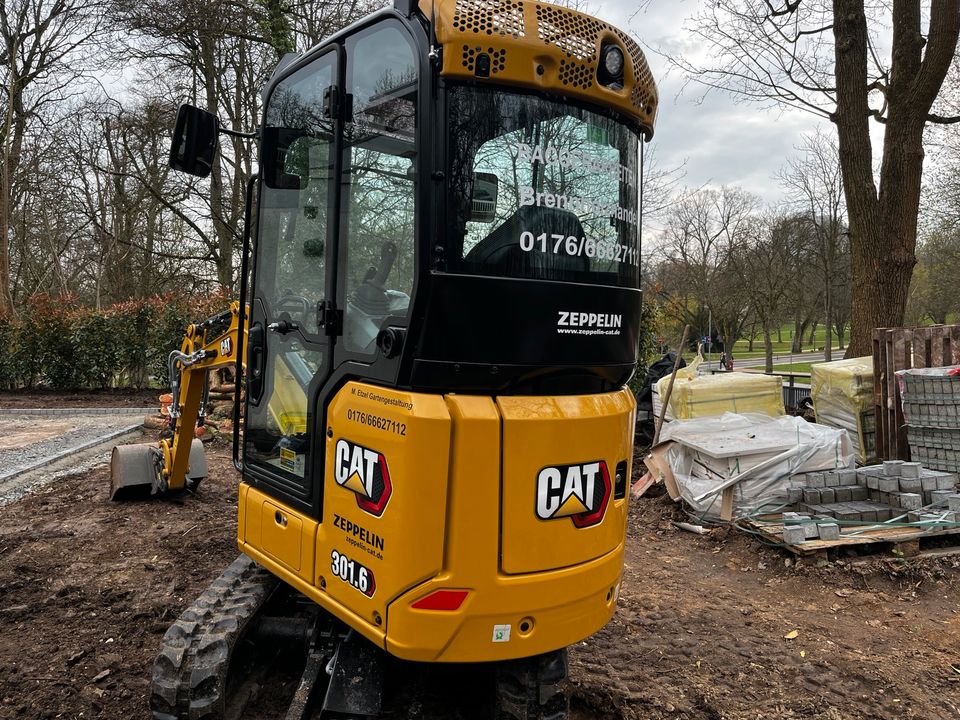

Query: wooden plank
left=873, top=329, right=887, bottom=460
left=871, top=322, right=960, bottom=460
left=720, top=487, right=734, bottom=522
left=885, top=328, right=897, bottom=459
left=892, top=332, right=910, bottom=458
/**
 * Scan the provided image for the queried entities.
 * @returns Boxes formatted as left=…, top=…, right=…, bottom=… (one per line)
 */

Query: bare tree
left=0, top=0, right=102, bottom=313
left=729, top=213, right=797, bottom=372
left=907, top=223, right=960, bottom=323
left=779, top=129, right=847, bottom=360
left=668, top=0, right=960, bottom=356
left=654, top=186, right=757, bottom=354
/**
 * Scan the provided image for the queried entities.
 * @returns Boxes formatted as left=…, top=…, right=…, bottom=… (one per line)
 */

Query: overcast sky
left=594, top=0, right=837, bottom=207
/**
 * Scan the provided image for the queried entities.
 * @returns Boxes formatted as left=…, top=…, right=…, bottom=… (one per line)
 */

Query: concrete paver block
left=817, top=522, right=841, bottom=540
left=783, top=525, right=806, bottom=544
left=899, top=493, right=922, bottom=511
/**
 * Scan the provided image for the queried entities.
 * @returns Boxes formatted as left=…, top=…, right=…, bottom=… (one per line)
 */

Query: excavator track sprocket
left=150, top=555, right=279, bottom=720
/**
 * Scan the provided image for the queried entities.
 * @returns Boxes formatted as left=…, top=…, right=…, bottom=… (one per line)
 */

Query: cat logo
left=334, top=439, right=392, bottom=517
left=535, top=461, right=610, bottom=528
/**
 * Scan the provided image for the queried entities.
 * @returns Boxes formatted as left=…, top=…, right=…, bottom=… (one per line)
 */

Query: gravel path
left=0, top=415, right=144, bottom=505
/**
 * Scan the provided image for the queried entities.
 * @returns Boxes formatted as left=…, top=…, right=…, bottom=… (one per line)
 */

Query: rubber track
left=494, top=649, right=568, bottom=720
left=150, top=554, right=279, bottom=720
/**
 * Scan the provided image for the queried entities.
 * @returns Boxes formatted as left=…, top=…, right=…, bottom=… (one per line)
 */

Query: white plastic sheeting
left=660, top=413, right=854, bottom=519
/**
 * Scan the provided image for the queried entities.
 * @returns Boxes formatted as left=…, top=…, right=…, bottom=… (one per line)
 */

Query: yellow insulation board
left=810, top=356, right=876, bottom=464
left=656, top=372, right=784, bottom=420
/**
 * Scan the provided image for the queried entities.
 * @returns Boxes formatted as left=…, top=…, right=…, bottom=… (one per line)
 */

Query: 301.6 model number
left=330, top=549, right=376, bottom=597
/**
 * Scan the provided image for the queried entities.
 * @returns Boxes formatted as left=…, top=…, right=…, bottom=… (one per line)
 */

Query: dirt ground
left=1, top=439, right=959, bottom=719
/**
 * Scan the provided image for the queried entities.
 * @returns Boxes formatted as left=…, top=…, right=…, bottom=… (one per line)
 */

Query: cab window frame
left=335, top=17, right=422, bottom=364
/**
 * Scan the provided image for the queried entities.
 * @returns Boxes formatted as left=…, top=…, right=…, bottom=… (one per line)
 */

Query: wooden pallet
left=872, top=324, right=960, bottom=461
left=742, top=517, right=960, bottom=558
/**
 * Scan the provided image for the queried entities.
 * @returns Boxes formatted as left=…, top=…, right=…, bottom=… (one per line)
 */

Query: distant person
left=719, top=351, right=728, bottom=371
left=725, top=352, right=734, bottom=372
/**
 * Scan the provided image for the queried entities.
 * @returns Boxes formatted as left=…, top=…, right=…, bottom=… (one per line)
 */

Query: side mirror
left=469, top=172, right=499, bottom=223
left=262, top=127, right=309, bottom=190
left=169, top=104, right=219, bottom=177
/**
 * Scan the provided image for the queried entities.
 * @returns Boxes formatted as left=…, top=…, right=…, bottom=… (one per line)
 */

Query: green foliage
left=0, top=292, right=230, bottom=391
left=257, top=0, right=295, bottom=56
left=628, top=298, right=663, bottom=398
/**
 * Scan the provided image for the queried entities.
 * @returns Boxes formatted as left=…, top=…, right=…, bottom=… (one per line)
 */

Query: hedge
left=0, top=292, right=230, bottom=391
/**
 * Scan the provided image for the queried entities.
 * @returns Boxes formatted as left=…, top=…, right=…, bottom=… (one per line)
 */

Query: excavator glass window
left=446, top=87, right=640, bottom=289
left=244, top=52, right=335, bottom=488
left=259, top=59, right=335, bottom=337
left=339, top=22, right=418, bottom=356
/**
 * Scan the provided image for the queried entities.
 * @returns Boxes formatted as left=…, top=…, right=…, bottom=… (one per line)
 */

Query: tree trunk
left=200, top=35, right=233, bottom=292
left=776, top=325, right=782, bottom=343
left=791, top=320, right=803, bottom=353
left=808, top=322, right=818, bottom=346
left=823, top=241, right=834, bottom=362
left=764, top=327, right=774, bottom=373
left=835, top=0, right=960, bottom=356
left=835, top=320, right=846, bottom=348
left=0, top=174, right=12, bottom=314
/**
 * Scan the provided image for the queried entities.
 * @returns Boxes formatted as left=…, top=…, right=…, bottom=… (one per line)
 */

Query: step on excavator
left=110, top=0, right=658, bottom=716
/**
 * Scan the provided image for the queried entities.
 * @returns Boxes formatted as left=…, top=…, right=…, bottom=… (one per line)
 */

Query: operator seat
left=464, top=205, right=590, bottom=279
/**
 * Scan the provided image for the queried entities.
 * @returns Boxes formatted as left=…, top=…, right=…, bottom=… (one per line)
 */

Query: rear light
left=411, top=589, right=470, bottom=611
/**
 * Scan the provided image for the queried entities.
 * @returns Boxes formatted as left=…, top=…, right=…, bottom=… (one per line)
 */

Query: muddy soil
left=0, top=444, right=958, bottom=719
left=0, top=389, right=159, bottom=409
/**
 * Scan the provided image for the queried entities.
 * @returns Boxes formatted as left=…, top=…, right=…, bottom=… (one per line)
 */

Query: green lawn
left=730, top=323, right=849, bottom=359
left=769, top=361, right=816, bottom=374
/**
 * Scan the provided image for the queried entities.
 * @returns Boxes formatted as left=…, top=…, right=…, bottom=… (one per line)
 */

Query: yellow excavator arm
left=110, top=301, right=246, bottom=499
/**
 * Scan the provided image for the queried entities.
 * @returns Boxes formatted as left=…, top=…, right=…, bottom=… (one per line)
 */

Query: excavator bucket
left=110, top=439, right=210, bottom=500
left=186, top=438, right=209, bottom=487
left=110, top=443, right=163, bottom=500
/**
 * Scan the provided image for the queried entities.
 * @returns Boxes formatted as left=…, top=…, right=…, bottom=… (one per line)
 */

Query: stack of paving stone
left=781, top=459, right=960, bottom=544
left=898, top=367, right=960, bottom=473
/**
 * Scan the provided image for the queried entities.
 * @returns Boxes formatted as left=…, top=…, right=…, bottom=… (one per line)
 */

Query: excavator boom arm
left=110, top=301, right=246, bottom=499
left=162, top=301, right=246, bottom=491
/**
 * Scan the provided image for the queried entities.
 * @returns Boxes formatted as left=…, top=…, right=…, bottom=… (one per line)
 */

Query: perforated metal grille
left=535, top=3, right=601, bottom=62
left=534, top=3, right=658, bottom=116
left=558, top=59, right=592, bottom=90
left=615, top=29, right=656, bottom=115
left=453, top=0, right=526, bottom=38
left=461, top=44, right=508, bottom=75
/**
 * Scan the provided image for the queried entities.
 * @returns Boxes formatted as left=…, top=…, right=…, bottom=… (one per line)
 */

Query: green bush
left=0, top=292, right=231, bottom=391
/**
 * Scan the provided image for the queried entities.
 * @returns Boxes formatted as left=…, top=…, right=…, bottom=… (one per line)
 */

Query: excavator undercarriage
left=151, top=556, right=567, bottom=720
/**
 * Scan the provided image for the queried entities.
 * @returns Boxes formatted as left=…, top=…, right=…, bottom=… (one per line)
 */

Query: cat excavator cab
left=130, top=0, right=659, bottom=716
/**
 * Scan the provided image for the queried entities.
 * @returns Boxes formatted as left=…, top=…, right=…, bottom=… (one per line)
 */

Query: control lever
left=267, top=319, right=298, bottom=334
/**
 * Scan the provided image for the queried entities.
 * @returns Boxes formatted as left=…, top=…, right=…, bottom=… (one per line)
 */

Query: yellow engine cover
left=498, top=394, right=633, bottom=574
left=238, top=382, right=635, bottom=663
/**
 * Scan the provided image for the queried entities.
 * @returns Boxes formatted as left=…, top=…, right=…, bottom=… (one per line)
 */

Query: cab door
left=245, top=49, right=340, bottom=515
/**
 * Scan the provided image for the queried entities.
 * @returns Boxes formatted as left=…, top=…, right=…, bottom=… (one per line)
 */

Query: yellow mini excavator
left=111, top=0, right=659, bottom=716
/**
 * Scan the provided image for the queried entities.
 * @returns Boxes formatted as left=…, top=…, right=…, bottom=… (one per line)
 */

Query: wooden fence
left=873, top=324, right=960, bottom=460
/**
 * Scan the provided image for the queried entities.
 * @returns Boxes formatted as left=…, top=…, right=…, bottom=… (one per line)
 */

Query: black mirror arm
left=219, top=126, right=259, bottom=140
